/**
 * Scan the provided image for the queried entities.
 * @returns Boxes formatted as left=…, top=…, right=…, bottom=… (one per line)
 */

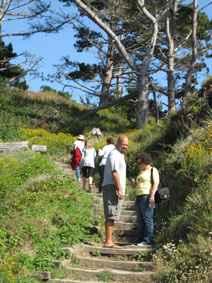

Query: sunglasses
left=137, top=161, right=142, bottom=165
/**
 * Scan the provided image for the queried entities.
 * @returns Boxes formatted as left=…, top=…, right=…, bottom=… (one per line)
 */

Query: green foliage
left=0, top=40, right=28, bottom=90
left=0, top=152, right=100, bottom=281
left=19, top=127, right=75, bottom=155
left=97, top=273, right=114, bottom=282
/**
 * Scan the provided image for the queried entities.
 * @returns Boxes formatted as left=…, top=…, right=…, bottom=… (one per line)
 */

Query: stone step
left=62, top=243, right=152, bottom=257
left=121, top=209, right=136, bottom=216
left=113, top=228, right=137, bottom=236
left=72, top=255, right=154, bottom=272
left=48, top=280, right=105, bottom=283
left=115, top=221, right=137, bottom=230
left=120, top=215, right=137, bottom=223
left=122, top=203, right=135, bottom=210
left=113, top=230, right=138, bottom=243
left=52, top=265, right=155, bottom=282
left=48, top=280, right=104, bottom=283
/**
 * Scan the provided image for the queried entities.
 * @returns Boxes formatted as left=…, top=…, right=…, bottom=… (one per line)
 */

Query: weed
left=90, top=249, right=100, bottom=256
left=97, top=273, right=114, bottom=282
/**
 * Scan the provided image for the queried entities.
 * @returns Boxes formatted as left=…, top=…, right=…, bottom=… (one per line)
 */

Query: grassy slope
left=0, top=151, right=101, bottom=282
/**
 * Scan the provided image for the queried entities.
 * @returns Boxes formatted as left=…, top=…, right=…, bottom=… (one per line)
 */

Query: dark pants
left=98, top=165, right=105, bottom=193
left=82, top=166, right=94, bottom=178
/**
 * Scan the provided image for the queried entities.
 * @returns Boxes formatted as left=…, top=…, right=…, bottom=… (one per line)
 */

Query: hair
left=107, top=138, right=114, bottom=144
left=85, top=139, right=92, bottom=149
left=136, top=153, right=152, bottom=165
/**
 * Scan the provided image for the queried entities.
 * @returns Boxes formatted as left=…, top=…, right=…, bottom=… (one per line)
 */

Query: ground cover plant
left=0, top=151, right=100, bottom=282
left=151, top=121, right=212, bottom=282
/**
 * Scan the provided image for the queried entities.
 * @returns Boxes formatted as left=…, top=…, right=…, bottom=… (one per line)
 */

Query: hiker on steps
left=98, top=138, right=115, bottom=193
left=102, top=135, right=129, bottom=248
left=81, top=139, right=96, bottom=193
left=130, top=153, right=159, bottom=246
left=71, top=135, right=85, bottom=182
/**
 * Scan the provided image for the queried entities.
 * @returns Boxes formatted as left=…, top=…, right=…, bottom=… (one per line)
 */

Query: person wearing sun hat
left=71, top=134, right=85, bottom=182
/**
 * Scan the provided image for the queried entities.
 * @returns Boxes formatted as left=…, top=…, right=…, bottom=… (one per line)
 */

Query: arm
left=150, top=168, right=159, bottom=202
left=98, top=148, right=104, bottom=157
left=112, top=170, right=124, bottom=200
left=149, top=182, right=159, bottom=203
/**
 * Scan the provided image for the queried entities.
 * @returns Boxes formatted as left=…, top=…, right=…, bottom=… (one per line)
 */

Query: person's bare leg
left=104, top=219, right=114, bottom=246
left=88, top=176, right=93, bottom=185
left=88, top=176, right=93, bottom=192
left=83, top=177, right=86, bottom=190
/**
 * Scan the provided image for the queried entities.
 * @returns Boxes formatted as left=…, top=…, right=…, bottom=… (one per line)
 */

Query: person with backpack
left=130, top=153, right=159, bottom=246
left=70, top=135, right=85, bottom=182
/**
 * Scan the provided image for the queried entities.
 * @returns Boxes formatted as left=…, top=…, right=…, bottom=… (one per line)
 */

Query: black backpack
left=151, top=168, right=170, bottom=205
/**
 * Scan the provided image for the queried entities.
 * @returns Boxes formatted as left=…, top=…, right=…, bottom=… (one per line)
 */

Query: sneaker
left=137, top=241, right=151, bottom=246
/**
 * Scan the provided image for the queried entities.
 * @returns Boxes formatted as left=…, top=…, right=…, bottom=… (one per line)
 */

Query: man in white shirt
left=102, top=135, right=129, bottom=248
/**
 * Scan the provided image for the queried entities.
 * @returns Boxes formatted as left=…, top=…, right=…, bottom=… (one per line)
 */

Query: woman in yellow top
left=131, top=153, right=159, bottom=246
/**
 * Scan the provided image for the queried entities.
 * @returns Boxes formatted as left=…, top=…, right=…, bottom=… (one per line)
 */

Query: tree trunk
left=183, top=0, right=197, bottom=101
left=0, top=0, right=6, bottom=37
left=136, top=75, right=149, bottom=127
left=166, top=0, right=178, bottom=114
left=153, top=91, right=159, bottom=124
left=99, top=37, right=114, bottom=105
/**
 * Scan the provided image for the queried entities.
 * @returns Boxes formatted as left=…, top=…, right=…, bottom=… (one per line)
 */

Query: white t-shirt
left=102, top=148, right=126, bottom=195
left=98, top=144, right=115, bottom=166
left=81, top=148, right=96, bottom=168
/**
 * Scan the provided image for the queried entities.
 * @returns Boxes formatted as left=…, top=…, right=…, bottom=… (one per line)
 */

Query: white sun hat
left=77, top=135, right=84, bottom=140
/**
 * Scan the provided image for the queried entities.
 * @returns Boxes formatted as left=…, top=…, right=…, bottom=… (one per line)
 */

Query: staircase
left=37, top=158, right=156, bottom=282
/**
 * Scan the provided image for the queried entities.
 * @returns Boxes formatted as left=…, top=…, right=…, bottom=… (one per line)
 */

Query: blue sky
left=3, top=0, right=212, bottom=103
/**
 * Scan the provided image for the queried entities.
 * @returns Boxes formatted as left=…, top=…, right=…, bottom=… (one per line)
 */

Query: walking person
left=81, top=139, right=96, bottom=192
left=130, top=153, right=159, bottom=245
left=98, top=138, right=115, bottom=193
left=102, top=135, right=129, bottom=248
left=71, top=135, right=85, bottom=182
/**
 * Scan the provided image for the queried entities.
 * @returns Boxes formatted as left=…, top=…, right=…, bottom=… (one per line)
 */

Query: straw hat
left=77, top=135, right=84, bottom=140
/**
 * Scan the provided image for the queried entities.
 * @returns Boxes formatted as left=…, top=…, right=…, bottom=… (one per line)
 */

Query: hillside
left=0, top=87, right=133, bottom=142
left=0, top=87, right=212, bottom=282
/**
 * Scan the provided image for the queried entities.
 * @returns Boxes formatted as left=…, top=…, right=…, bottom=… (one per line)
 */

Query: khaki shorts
left=103, top=184, right=123, bottom=221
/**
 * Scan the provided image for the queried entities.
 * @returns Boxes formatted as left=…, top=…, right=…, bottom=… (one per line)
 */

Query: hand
left=130, top=178, right=135, bottom=184
left=149, top=194, right=155, bottom=203
left=117, top=190, right=124, bottom=200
